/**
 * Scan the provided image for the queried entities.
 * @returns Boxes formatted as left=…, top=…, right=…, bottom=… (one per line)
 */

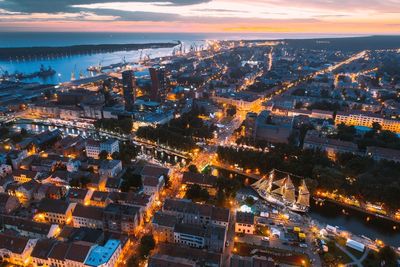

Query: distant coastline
left=243, top=35, right=400, bottom=51
left=0, top=41, right=180, bottom=60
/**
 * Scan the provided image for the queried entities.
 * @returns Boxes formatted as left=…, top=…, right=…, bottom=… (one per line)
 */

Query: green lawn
left=322, top=240, right=353, bottom=266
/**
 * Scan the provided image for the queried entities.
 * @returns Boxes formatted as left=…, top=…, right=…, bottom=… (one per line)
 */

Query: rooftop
left=152, top=211, right=179, bottom=228
left=163, top=198, right=229, bottom=223
left=30, top=239, right=56, bottom=260
left=104, top=203, right=140, bottom=217
left=37, top=198, right=70, bottom=214
left=141, top=164, right=169, bottom=178
left=236, top=211, right=255, bottom=225
left=67, top=188, right=89, bottom=200
left=65, top=242, right=93, bottom=263
left=1, top=215, right=52, bottom=235
left=72, top=204, right=103, bottom=221
left=149, top=254, right=196, bottom=267
left=85, top=239, right=121, bottom=267
left=182, top=172, right=216, bottom=187
left=0, top=232, right=29, bottom=254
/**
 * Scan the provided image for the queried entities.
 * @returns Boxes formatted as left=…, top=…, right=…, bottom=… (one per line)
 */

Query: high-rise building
left=149, top=67, right=166, bottom=101
left=122, top=70, right=136, bottom=111
left=157, top=67, right=166, bottom=93
left=149, top=67, right=160, bottom=101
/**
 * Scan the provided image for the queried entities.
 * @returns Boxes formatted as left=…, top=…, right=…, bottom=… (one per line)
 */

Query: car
left=300, top=243, right=308, bottom=248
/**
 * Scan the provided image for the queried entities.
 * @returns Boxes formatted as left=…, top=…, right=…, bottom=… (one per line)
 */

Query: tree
left=372, top=122, right=382, bottom=131
left=163, top=173, right=171, bottom=188
left=99, top=150, right=109, bottom=160
left=118, top=143, right=139, bottom=164
left=139, top=234, right=155, bottom=258
left=69, top=175, right=90, bottom=188
left=121, top=168, right=142, bottom=192
left=188, top=164, right=199, bottom=173
left=10, top=133, right=23, bottom=143
left=20, top=128, right=28, bottom=136
left=94, top=118, right=133, bottom=135
left=244, top=197, right=255, bottom=206
left=377, top=246, right=398, bottom=267
left=111, top=151, right=120, bottom=160
left=336, top=123, right=356, bottom=141
left=226, top=106, right=237, bottom=117
left=216, top=176, right=241, bottom=199
left=185, top=184, right=210, bottom=202
left=127, top=256, right=140, bottom=267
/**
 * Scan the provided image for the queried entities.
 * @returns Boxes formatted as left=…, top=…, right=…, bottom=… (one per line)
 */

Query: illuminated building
left=211, top=91, right=262, bottom=112
left=103, top=203, right=140, bottom=234
left=85, top=239, right=122, bottom=267
left=36, top=198, right=75, bottom=224
left=85, top=139, right=119, bottom=159
left=173, top=223, right=227, bottom=252
left=303, top=130, right=359, bottom=159
left=152, top=211, right=178, bottom=243
left=67, top=188, right=94, bottom=205
left=72, top=204, right=104, bottom=229
left=235, top=211, right=255, bottom=234
left=0, top=215, right=60, bottom=239
left=12, top=169, right=39, bottom=183
left=182, top=172, right=217, bottom=196
left=162, top=198, right=230, bottom=227
left=335, top=111, right=400, bottom=133
left=0, top=233, right=37, bottom=266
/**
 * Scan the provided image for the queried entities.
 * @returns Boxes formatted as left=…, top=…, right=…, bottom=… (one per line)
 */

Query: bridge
left=133, top=138, right=192, bottom=160
left=210, top=161, right=263, bottom=181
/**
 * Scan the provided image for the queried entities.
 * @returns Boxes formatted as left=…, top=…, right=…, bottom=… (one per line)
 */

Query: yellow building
left=335, top=111, right=400, bottom=133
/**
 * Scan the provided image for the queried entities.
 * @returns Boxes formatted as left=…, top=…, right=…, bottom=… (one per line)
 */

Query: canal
left=13, top=122, right=188, bottom=166
left=309, top=200, right=400, bottom=246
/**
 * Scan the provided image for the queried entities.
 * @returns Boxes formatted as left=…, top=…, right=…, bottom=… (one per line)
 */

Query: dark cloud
left=0, top=0, right=210, bottom=13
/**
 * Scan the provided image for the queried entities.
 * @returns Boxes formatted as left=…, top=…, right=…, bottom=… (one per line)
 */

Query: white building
left=100, top=139, right=119, bottom=156
left=85, top=139, right=119, bottom=159
left=72, top=204, right=104, bottom=229
left=36, top=199, right=75, bottom=224
left=99, top=160, right=122, bottom=179
left=85, top=239, right=122, bottom=267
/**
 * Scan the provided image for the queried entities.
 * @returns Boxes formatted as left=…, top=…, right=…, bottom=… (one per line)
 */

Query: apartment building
left=335, top=111, right=400, bottom=133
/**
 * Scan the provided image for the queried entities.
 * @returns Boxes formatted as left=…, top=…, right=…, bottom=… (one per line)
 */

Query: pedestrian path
left=335, top=243, right=369, bottom=267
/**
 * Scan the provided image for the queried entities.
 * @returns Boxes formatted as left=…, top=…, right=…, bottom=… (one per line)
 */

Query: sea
left=0, top=32, right=358, bottom=84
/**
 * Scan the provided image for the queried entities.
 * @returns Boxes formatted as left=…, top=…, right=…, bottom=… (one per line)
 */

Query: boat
left=37, top=65, right=56, bottom=77
left=252, top=169, right=310, bottom=213
left=290, top=180, right=310, bottom=212
left=9, top=65, right=56, bottom=80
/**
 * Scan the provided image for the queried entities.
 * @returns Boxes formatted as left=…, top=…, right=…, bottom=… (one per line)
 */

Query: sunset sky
left=0, top=0, right=400, bottom=33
